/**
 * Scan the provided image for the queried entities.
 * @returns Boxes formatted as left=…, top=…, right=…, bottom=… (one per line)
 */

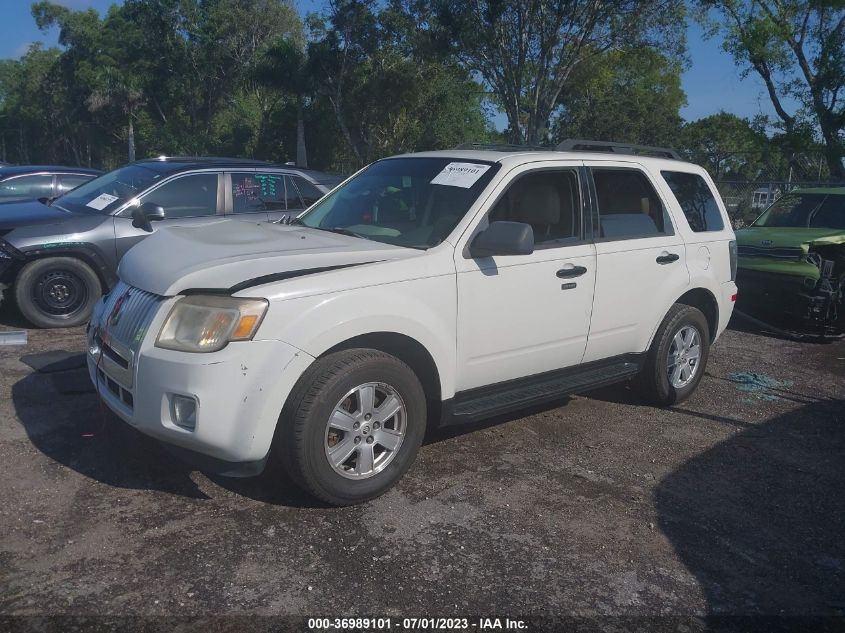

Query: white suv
left=87, top=143, right=738, bottom=505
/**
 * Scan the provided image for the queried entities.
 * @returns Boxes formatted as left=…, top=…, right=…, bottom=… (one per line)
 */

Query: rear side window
left=592, top=168, right=671, bottom=239
left=0, top=174, right=53, bottom=198
left=232, top=172, right=286, bottom=213
left=662, top=171, right=725, bottom=232
left=292, top=176, right=324, bottom=207
left=57, top=174, right=94, bottom=194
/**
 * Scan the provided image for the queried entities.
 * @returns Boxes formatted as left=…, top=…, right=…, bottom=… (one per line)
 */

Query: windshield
left=55, top=164, right=166, bottom=214
left=297, top=157, right=500, bottom=249
left=753, top=192, right=845, bottom=229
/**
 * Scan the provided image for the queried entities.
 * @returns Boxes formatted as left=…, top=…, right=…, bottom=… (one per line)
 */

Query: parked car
left=0, top=165, right=101, bottom=203
left=86, top=142, right=738, bottom=505
left=0, top=157, right=341, bottom=328
left=735, top=186, right=845, bottom=333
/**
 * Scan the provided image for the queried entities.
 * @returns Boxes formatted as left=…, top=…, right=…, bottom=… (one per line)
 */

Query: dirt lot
left=0, top=307, right=843, bottom=630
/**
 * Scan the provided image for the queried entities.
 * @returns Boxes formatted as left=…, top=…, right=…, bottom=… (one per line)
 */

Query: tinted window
left=57, top=174, right=94, bottom=193
left=58, top=164, right=164, bottom=214
left=489, top=170, right=581, bottom=246
left=661, top=171, right=724, bottom=232
left=593, top=168, right=670, bottom=238
left=232, top=172, right=284, bottom=213
left=292, top=176, right=324, bottom=207
left=283, top=176, right=305, bottom=211
left=299, top=158, right=500, bottom=249
left=140, top=173, right=218, bottom=219
left=754, top=193, right=845, bottom=229
left=0, top=175, right=53, bottom=198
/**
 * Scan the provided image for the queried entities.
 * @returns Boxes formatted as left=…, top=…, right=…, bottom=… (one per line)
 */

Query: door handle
left=656, top=253, right=680, bottom=265
left=556, top=265, right=587, bottom=278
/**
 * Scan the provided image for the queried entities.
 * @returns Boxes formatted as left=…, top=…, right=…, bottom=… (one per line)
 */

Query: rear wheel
left=278, top=349, right=427, bottom=506
left=636, top=303, right=710, bottom=406
left=14, top=257, right=102, bottom=328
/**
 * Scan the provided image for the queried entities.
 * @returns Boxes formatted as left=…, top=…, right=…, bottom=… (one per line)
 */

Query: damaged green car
left=735, top=187, right=845, bottom=334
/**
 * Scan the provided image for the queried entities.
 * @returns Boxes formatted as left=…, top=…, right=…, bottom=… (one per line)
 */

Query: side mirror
left=131, top=202, right=166, bottom=232
left=469, top=221, right=534, bottom=258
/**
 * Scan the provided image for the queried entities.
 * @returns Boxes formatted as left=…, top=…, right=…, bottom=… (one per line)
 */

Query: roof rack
left=453, top=142, right=548, bottom=152
left=556, top=139, right=682, bottom=161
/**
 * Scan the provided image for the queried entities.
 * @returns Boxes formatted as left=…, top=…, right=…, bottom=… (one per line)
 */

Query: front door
left=113, top=172, right=224, bottom=260
left=455, top=163, right=596, bottom=391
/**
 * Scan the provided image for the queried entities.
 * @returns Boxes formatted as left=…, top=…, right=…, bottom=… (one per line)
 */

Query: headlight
left=155, top=295, right=268, bottom=353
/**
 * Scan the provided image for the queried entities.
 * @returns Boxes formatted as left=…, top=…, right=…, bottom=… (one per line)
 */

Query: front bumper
left=87, top=308, right=315, bottom=466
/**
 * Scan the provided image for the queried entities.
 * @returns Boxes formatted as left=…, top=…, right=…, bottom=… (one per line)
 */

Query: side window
left=57, top=174, right=94, bottom=194
left=488, top=170, right=581, bottom=247
left=141, top=173, right=218, bottom=219
left=661, top=171, right=725, bottom=232
left=232, top=173, right=286, bottom=213
left=592, top=168, right=671, bottom=239
left=0, top=175, right=53, bottom=198
left=291, top=176, right=324, bottom=207
left=283, top=176, right=305, bottom=211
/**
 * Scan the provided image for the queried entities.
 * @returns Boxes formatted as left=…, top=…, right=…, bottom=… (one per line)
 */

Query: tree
left=413, top=0, right=685, bottom=145
left=678, top=111, right=770, bottom=180
left=306, top=0, right=492, bottom=168
left=552, top=47, right=686, bottom=146
left=699, top=0, right=845, bottom=179
left=256, top=37, right=312, bottom=167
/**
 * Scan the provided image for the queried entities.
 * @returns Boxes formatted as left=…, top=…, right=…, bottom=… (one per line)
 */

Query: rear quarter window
left=661, top=171, right=725, bottom=232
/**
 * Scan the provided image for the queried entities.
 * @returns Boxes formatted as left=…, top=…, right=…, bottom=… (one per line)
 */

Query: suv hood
left=119, top=219, right=416, bottom=296
left=0, top=199, right=75, bottom=230
left=736, top=226, right=845, bottom=250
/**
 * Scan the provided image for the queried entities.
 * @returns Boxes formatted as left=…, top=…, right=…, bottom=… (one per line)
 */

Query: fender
left=253, top=273, right=457, bottom=400
left=644, top=276, right=721, bottom=350
left=19, top=242, right=116, bottom=288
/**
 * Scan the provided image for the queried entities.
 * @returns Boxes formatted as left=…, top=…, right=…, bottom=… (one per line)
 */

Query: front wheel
left=636, top=304, right=710, bottom=406
left=278, top=349, right=427, bottom=506
left=14, top=257, right=102, bottom=328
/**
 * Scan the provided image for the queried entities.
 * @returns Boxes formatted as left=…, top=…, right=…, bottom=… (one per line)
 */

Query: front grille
left=737, top=245, right=803, bottom=259
left=90, top=281, right=164, bottom=397
left=98, top=281, right=162, bottom=350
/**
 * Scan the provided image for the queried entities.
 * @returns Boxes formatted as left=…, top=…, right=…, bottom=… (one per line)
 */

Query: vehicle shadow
left=0, top=300, right=29, bottom=329
left=10, top=368, right=331, bottom=508
left=654, top=398, right=845, bottom=618
left=11, top=370, right=211, bottom=499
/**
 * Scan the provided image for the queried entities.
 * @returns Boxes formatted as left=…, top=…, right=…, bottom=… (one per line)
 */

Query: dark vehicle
left=0, top=165, right=101, bottom=203
left=0, top=157, right=342, bottom=328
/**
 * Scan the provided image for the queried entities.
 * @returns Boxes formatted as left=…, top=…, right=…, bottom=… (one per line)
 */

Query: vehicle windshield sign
left=297, top=157, right=500, bottom=249
left=55, top=164, right=165, bottom=214
left=753, top=193, right=845, bottom=230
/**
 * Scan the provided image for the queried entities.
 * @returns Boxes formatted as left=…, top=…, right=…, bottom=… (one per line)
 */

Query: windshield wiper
left=325, top=226, right=367, bottom=238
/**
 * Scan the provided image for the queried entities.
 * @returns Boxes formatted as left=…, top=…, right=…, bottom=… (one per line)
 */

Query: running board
left=447, top=356, right=643, bottom=425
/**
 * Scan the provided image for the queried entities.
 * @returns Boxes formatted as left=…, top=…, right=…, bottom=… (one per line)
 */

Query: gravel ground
left=0, top=307, right=843, bottom=631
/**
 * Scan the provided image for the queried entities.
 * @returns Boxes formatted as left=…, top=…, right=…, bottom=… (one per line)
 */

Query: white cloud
left=14, top=42, right=35, bottom=58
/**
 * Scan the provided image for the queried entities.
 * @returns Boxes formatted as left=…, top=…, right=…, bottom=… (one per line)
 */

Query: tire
left=636, top=303, right=710, bottom=406
left=278, top=348, right=427, bottom=506
left=14, top=257, right=102, bottom=328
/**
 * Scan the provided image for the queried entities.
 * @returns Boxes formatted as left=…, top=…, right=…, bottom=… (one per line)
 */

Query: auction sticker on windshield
left=430, top=162, right=491, bottom=188
left=86, top=193, right=119, bottom=210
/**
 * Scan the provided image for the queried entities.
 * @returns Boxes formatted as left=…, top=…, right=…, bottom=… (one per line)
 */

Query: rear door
left=113, top=171, right=224, bottom=260
left=582, top=161, right=689, bottom=363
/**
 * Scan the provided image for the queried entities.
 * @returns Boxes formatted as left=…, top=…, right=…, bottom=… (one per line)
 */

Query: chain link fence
left=691, top=150, right=841, bottom=228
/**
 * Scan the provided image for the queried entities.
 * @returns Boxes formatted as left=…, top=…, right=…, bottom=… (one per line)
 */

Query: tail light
left=728, top=240, right=737, bottom=281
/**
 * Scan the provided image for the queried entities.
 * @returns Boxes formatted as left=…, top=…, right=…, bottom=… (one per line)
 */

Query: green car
left=735, top=186, right=845, bottom=333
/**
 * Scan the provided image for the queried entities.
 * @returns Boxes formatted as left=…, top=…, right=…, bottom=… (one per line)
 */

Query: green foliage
left=552, top=48, right=687, bottom=147
left=698, top=0, right=845, bottom=178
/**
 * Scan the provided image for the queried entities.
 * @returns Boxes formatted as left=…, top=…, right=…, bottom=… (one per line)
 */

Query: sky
left=0, top=0, right=798, bottom=129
